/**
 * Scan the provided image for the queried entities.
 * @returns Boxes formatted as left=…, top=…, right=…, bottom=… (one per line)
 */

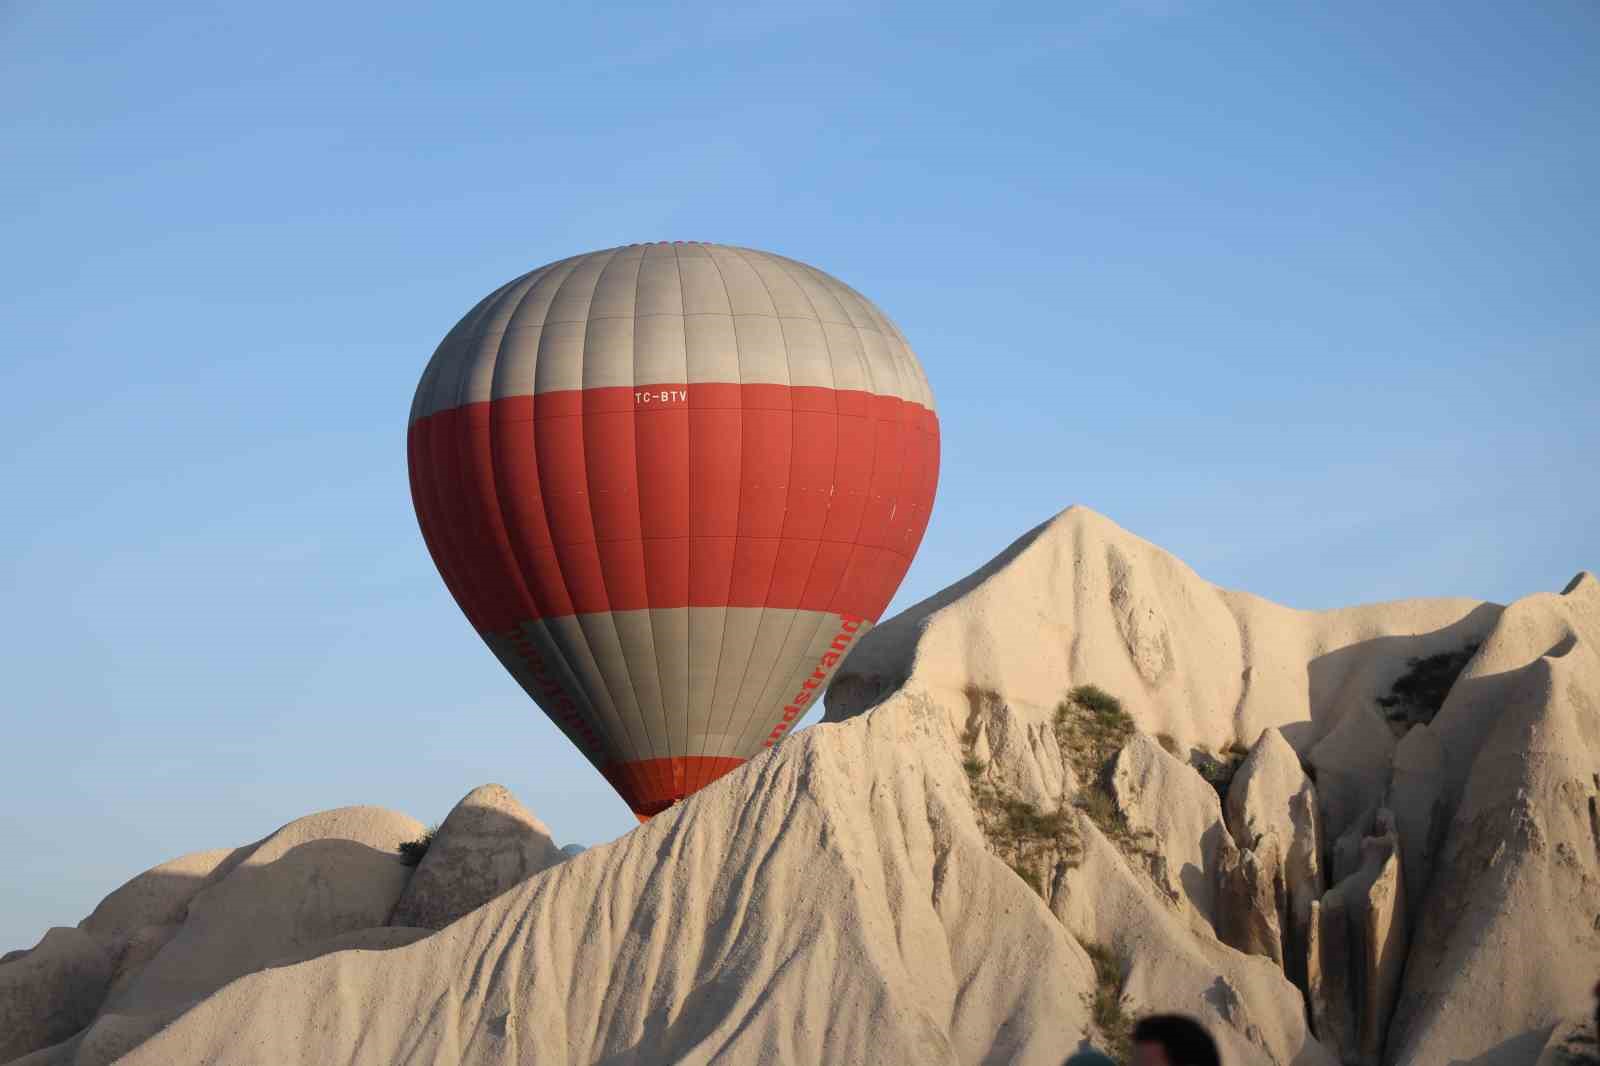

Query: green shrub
left=1055, top=685, right=1135, bottom=787
left=1378, top=643, right=1479, bottom=732
left=1053, top=684, right=1156, bottom=861
left=1069, top=684, right=1123, bottom=719
left=1082, top=940, right=1132, bottom=1060
left=959, top=687, right=1083, bottom=893
left=1192, top=747, right=1247, bottom=802
left=397, top=825, right=437, bottom=867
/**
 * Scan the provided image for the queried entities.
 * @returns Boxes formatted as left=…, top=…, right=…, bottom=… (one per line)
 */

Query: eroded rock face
left=1107, top=543, right=1175, bottom=686
left=237, top=806, right=427, bottom=870
left=1224, top=728, right=1324, bottom=988
left=1307, top=710, right=1394, bottom=849
left=1216, top=834, right=1285, bottom=966
left=9, top=513, right=1594, bottom=1066
left=113, top=839, right=412, bottom=1018
left=74, top=848, right=241, bottom=1001
left=1111, top=735, right=1238, bottom=921
left=389, top=784, right=564, bottom=931
left=1307, top=809, right=1406, bottom=1066
left=1385, top=725, right=1445, bottom=931
left=964, top=692, right=1075, bottom=811
left=0, top=927, right=111, bottom=1062
left=1386, top=584, right=1600, bottom=1064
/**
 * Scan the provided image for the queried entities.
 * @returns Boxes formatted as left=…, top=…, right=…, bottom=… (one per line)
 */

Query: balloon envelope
left=408, top=242, right=939, bottom=818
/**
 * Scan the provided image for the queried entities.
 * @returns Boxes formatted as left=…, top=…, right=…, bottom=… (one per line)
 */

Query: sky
left=1, top=0, right=1595, bottom=950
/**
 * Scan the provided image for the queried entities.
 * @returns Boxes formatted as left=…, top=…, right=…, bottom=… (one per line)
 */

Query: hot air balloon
left=407, top=242, right=939, bottom=819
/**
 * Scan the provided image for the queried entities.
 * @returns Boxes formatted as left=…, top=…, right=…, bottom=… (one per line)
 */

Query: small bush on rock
left=1192, top=746, right=1247, bottom=803
left=959, top=687, right=1084, bottom=893
left=1055, top=685, right=1148, bottom=847
left=397, top=826, right=437, bottom=867
left=1083, top=940, right=1132, bottom=1060
left=1378, top=643, right=1479, bottom=733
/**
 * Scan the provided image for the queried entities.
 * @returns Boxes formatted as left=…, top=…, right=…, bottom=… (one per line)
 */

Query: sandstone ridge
left=3, top=506, right=1594, bottom=1066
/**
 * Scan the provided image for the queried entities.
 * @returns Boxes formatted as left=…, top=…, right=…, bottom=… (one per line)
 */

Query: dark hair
left=1132, top=1014, right=1220, bottom=1066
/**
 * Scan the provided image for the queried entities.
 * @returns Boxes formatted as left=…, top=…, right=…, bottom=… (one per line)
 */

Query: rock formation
left=1306, top=809, right=1406, bottom=1066
left=389, top=784, right=564, bottom=930
left=1384, top=571, right=1600, bottom=1064
left=1221, top=728, right=1324, bottom=986
left=3, top=506, right=1595, bottom=1066
left=1217, top=838, right=1287, bottom=965
left=0, top=930, right=110, bottom=1063
left=1109, top=734, right=1238, bottom=924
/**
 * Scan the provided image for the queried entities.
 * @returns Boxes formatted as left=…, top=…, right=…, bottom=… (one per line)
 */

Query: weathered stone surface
left=108, top=838, right=411, bottom=1021
left=1387, top=588, right=1600, bottom=1064
left=1385, top=723, right=1445, bottom=930
left=0, top=927, right=112, bottom=1063
left=1216, top=833, right=1286, bottom=965
left=1307, top=809, right=1406, bottom=1066
left=75, top=848, right=239, bottom=998
left=389, top=784, right=563, bottom=931
left=1307, top=709, right=1395, bottom=848
left=238, top=806, right=427, bottom=870
left=77, top=849, right=235, bottom=951
left=1110, top=734, right=1237, bottom=923
left=1225, top=727, right=1323, bottom=986
left=966, top=695, right=1073, bottom=810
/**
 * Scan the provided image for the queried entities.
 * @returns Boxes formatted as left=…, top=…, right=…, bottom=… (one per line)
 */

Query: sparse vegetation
left=960, top=685, right=1084, bottom=893
left=1055, top=686, right=1152, bottom=856
left=397, top=825, right=437, bottom=866
left=1378, top=643, right=1479, bottom=734
left=960, top=683, right=1161, bottom=897
left=1192, top=742, right=1248, bottom=802
left=1055, top=685, right=1135, bottom=786
left=1155, top=732, right=1180, bottom=757
left=1083, top=940, right=1132, bottom=1060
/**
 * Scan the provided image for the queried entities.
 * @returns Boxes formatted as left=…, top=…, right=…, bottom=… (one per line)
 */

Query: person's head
left=1130, top=1014, right=1221, bottom=1066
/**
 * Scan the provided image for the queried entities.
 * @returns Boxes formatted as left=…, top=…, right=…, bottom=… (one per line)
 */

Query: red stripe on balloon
left=601, top=755, right=747, bottom=818
left=408, top=383, right=938, bottom=623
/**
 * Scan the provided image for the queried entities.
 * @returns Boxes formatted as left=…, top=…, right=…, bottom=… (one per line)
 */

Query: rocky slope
left=2, top=506, right=1595, bottom=1065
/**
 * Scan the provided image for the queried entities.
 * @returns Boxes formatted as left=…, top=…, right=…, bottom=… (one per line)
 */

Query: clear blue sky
left=2, top=1, right=1595, bottom=950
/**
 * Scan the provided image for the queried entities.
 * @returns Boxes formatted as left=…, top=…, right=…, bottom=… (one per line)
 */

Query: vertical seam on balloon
left=831, top=279, right=918, bottom=615
left=485, top=269, right=611, bottom=763
left=699, top=247, right=745, bottom=764
left=751, top=252, right=847, bottom=740
left=518, top=259, right=638, bottom=762
left=621, top=249, right=673, bottom=773
left=806, top=266, right=886, bottom=616
left=524, top=259, right=640, bottom=764
left=719, top=249, right=795, bottom=732
left=435, top=299, right=489, bottom=630
left=579, top=248, right=659, bottom=765
left=837, top=279, right=913, bottom=404
left=543, top=251, right=648, bottom=767
left=669, top=244, right=693, bottom=777
left=779, top=259, right=877, bottom=616
left=754, top=608, right=839, bottom=749
left=721, top=247, right=821, bottom=759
